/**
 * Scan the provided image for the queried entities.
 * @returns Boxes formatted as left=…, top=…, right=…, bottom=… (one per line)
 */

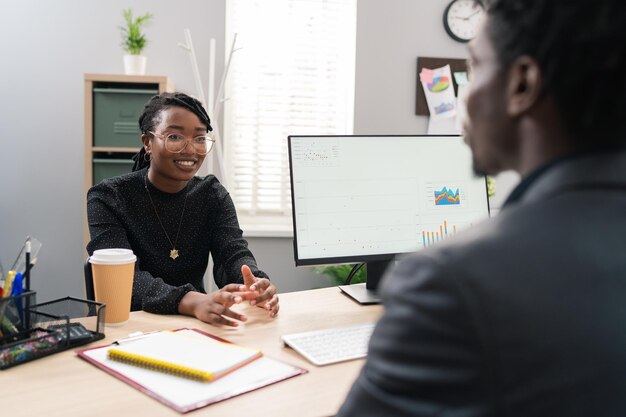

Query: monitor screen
left=288, top=135, right=490, bottom=291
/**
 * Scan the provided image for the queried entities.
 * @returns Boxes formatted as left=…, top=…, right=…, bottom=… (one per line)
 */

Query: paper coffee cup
left=89, top=249, right=137, bottom=326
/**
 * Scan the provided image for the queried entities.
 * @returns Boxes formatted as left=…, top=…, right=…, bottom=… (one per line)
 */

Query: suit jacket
left=338, top=150, right=626, bottom=417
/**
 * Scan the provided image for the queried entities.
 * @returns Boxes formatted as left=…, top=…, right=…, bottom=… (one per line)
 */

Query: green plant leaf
left=312, top=264, right=367, bottom=286
left=120, top=8, right=153, bottom=55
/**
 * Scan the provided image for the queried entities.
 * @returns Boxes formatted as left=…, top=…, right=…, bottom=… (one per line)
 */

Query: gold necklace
left=144, top=172, right=189, bottom=260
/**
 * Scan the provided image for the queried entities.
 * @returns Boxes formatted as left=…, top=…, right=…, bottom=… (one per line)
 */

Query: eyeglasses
left=148, top=131, right=215, bottom=155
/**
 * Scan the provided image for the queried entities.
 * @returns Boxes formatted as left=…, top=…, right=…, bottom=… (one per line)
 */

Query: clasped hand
left=185, top=265, right=279, bottom=327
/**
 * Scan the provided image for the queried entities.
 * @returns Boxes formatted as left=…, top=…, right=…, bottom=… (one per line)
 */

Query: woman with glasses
left=87, top=92, right=279, bottom=326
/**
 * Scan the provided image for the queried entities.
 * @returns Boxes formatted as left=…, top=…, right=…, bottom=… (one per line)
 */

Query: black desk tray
left=0, top=294, right=105, bottom=369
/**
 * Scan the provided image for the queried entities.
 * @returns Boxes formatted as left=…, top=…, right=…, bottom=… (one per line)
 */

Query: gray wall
left=0, top=0, right=517, bottom=302
left=354, top=0, right=466, bottom=134
left=246, top=238, right=333, bottom=293
left=0, top=0, right=225, bottom=300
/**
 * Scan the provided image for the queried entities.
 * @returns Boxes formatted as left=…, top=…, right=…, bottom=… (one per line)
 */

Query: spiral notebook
left=107, top=330, right=262, bottom=382
left=78, top=329, right=307, bottom=413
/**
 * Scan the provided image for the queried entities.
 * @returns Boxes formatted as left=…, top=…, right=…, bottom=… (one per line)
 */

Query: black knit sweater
left=86, top=168, right=267, bottom=314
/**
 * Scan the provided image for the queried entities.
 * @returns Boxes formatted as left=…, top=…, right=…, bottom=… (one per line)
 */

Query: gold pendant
left=169, top=249, right=179, bottom=260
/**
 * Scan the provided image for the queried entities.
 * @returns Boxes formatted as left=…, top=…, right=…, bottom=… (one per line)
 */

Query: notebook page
left=109, top=330, right=261, bottom=377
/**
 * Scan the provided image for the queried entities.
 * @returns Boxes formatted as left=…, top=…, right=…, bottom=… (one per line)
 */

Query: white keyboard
left=281, top=323, right=375, bottom=366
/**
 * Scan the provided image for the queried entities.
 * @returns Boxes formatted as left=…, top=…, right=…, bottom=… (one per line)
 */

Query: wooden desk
left=3, top=287, right=382, bottom=417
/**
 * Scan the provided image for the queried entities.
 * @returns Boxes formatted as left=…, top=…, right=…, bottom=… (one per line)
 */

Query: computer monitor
left=288, top=135, right=490, bottom=303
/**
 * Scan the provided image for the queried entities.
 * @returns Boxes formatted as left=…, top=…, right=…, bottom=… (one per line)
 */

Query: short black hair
left=138, top=92, right=212, bottom=134
left=132, top=92, right=212, bottom=171
left=477, top=0, right=626, bottom=149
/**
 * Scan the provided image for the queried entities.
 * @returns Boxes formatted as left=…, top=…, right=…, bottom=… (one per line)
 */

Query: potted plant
left=120, top=8, right=153, bottom=75
left=313, top=264, right=367, bottom=286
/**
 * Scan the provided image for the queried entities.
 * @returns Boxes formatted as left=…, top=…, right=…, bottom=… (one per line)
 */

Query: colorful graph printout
left=419, top=64, right=457, bottom=119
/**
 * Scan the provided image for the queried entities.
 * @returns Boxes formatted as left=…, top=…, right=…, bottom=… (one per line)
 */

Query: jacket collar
left=506, top=149, right=626, bottom=208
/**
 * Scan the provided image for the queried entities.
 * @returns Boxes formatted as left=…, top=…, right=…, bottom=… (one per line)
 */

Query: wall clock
left=443, top=0, right=485, bottom=43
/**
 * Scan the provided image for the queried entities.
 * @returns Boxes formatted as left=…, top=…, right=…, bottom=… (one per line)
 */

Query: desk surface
left=3, top=286, right=382, bottom=417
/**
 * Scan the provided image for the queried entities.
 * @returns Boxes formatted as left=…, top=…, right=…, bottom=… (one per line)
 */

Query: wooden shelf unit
left=84, top=73, right=174, bottom=249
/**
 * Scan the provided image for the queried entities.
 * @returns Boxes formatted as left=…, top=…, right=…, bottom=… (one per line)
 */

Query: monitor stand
left=339, top=283, right=381, bottom=305
left=338, top=259, right=390, bottom=305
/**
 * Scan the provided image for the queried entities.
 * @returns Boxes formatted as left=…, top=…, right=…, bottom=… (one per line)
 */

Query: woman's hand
left=178, top=289, right=248, bottom=327
left=240, top=265, right=280, bottom=318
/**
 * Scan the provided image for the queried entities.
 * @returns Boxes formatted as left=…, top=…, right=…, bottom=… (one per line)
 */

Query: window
left=225, top=0, right=357, bottom=234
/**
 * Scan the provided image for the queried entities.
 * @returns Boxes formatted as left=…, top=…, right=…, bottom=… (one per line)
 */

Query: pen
left=24, top=238, right=32, bottom=329
left=11, top=273, right=24, bottom=324
left=113, top=330, right=161, bottom=345
left=1, top=316, right=18, bottom=335
left=0, top=260, right=5, bottom=296
left=11, top=273, right=23, bottom=297
left=24, top=237, right=31, bottom=292
left=2, top=271, right=16, bottom=298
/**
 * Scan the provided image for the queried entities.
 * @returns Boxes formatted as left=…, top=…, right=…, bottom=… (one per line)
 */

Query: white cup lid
left=89, top=248, right=137, bottom=265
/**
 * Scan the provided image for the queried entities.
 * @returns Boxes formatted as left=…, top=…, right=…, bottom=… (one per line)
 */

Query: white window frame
left=224, top=0, right=357, bottom=236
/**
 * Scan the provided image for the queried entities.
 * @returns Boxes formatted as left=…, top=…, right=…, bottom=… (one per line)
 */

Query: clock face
left=444, top=0, right=485, bottom=43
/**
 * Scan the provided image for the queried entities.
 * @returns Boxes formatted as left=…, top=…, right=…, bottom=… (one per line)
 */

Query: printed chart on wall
left=289, top=135, right=490, bottom=263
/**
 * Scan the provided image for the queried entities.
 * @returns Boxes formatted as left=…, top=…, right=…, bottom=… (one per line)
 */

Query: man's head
left=463, top=0, right=626, bottom=176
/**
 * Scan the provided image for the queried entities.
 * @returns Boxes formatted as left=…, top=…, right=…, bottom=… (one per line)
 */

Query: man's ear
left=506, top=55, right=543, bottom=117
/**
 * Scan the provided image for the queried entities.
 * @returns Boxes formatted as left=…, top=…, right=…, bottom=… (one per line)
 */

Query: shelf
left=92, top=146, right=140, bottom=153
left=85, top=73, right=174, bottom=89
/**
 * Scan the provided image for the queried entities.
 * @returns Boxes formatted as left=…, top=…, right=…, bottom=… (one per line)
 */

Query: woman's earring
left=144, top=150, right=152, bottom=162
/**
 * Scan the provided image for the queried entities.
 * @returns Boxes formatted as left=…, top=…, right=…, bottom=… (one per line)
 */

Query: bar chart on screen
left=419, top=218, right=480, bottom=248
left=422, top=220, right=456, bottom=247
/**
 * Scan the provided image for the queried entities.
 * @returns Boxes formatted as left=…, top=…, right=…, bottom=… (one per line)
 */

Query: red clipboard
left=77, top=328, right=307, bottom=413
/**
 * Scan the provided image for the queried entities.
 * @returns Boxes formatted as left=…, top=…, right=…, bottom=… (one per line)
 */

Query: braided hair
left=477, top=0, right=626, bottom=150
left=132, top=92, right=213, bottom=171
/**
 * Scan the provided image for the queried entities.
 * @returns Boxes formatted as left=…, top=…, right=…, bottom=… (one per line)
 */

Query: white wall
left=0, top=0, right=518, bottom=302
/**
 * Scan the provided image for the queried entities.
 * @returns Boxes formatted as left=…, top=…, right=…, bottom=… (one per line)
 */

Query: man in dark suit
left=338, top=0, right=626, bottom=416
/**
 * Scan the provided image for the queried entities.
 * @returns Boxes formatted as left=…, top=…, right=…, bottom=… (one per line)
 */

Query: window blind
left=225, top=0, right=356, bottom=228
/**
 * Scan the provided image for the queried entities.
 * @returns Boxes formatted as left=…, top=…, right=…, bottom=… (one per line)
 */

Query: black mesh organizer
left=0, top=292, right=105, bottom=369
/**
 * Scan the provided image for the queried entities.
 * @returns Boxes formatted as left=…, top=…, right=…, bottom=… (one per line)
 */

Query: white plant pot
left=123, top=55, right=147, bottom=75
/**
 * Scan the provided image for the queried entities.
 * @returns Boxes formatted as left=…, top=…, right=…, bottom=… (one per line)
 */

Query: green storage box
left=93, top=158, right=135, bottom=184
left=93, top=87, right=158, bottom=147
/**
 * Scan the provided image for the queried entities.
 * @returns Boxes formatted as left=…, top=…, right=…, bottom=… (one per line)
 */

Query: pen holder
left=0, top=295, right=106, bottom=370
left=0, top=291, right=48, bottom=369
left=0, top=291, right=37, bottom=335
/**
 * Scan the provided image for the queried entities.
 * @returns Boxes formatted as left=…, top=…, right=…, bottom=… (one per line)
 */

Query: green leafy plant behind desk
left=313, top=264, right=366, bottom=286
